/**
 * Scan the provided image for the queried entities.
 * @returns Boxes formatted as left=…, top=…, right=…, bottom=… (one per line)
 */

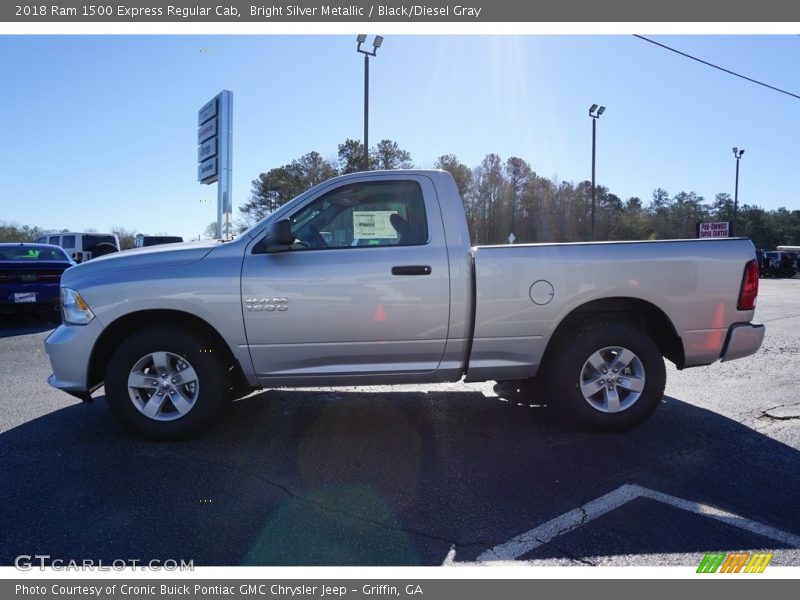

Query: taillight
left=737, top=259, right=759, bottom=311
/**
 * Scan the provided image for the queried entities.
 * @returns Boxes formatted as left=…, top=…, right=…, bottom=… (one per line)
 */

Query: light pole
left=589, top=104, right=606, bottom=241
left=732, top=147, right=745, bottom=236
left=356, top=35, right=383, bottom=172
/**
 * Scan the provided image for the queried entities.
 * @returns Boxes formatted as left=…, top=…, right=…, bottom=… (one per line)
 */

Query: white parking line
left=443, top=484, right=800, bottom=564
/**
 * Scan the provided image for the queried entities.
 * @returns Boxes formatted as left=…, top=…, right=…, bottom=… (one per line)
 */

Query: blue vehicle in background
left=0, top=243, right=75, bottom=313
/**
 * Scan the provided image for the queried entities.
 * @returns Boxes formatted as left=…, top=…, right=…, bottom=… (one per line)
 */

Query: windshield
left=240, top=187, right=315, bottom=239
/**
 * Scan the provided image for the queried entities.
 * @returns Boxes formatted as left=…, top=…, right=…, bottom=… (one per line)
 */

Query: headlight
left=60, top=288, right=95, bottom=325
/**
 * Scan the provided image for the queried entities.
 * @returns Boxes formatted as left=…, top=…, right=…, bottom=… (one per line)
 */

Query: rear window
left=0, top=247, right=69, bottom=261
left=83, top=235, right=117, bottom=248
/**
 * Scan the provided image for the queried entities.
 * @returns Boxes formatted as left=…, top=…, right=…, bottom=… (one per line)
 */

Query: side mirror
left=262, top=219, right=294, bottom=253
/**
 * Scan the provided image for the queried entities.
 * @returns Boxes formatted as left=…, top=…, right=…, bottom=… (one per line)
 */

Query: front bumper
left=45, top=318, right=104, bottom=394
left=720, top=322, right=765, bottom=362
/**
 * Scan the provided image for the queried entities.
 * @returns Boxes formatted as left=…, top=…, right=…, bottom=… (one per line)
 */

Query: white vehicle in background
left=35, top=232, right=119, bottom=263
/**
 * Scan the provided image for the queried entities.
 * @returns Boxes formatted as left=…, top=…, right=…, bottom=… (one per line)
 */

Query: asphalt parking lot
left=2, top=278, right=799, bottom=567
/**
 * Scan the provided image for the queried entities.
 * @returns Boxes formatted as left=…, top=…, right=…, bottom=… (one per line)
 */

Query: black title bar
left=4, top=0, right=800, bottom=22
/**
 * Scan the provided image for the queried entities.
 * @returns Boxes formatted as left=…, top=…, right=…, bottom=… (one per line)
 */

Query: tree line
left=0, top=225, right=177, bottom=250
left=3, top=139, right=797, bottom=249
left=238, top=139, right=800, bottom=249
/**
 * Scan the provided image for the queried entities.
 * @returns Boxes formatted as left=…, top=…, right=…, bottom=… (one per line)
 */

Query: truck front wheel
left=545, top=322, right=666, bottom=431
left=104, top=327, right=228, bottom=440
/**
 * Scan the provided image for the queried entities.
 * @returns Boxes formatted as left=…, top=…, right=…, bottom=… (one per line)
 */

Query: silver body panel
left=466, top=238, right=759, bottom=381
left=44, top=170, right=763, bottom=396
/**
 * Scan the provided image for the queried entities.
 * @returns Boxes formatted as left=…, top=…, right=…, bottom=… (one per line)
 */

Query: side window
left=49, top=236, right=60, bottom=245
left=289, top=180, right=428, bottom=250
left=61, top=235, right=76, bottom=249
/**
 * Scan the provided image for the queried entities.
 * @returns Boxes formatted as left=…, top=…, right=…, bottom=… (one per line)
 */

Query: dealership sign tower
left=198, top=90, right=233, bottom=240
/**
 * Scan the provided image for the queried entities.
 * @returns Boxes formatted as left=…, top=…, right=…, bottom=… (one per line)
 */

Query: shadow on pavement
left=2, top=387, right=799, bottom=566
left=0, top=312, right=59, bottom=339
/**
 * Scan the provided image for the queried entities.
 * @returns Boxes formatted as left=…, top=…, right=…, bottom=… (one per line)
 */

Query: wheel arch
left=543, top=297, right=685, bottom=369
left=87, top=309, right=251, bottom=396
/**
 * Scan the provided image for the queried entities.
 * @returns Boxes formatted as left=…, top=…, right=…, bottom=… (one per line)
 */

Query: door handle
left=392, top=265, right=432, bottom=276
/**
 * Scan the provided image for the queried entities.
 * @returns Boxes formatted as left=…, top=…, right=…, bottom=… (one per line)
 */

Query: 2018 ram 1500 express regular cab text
left=45, top=170, right=764, bottom=439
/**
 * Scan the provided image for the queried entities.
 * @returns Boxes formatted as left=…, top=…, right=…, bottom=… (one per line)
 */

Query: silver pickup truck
left=45, top=170, right=764, bottom=439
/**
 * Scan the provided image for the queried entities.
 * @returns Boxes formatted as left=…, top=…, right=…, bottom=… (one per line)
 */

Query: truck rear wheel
left=104, top=327, right=228, bottom=440
left=544, top=322, right=666, bottom=431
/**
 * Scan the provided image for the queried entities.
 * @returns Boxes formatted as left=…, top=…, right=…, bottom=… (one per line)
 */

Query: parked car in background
left=755, top=250, right=767, bottom=278
left=764, top=251, right=796, bottom=279
left=0, top=243, right=74, bottom=313
left=133, top=235, right=184, bottom=248
left=35, top=232, right=119, bottom=263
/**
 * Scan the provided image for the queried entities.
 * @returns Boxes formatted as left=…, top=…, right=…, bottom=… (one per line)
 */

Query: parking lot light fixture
left=356, top=35, right=383, bottom=171
left=589, top=104, right=606, bottom=241
left=732, top=147, right=745, bottom=236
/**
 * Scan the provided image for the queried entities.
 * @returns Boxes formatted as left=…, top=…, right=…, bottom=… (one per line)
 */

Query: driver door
left=241, top=174, right=451, bottom=386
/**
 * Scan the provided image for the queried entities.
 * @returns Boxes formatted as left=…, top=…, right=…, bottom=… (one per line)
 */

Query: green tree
left=712, top=193, right=734, bottom=223
left=670, top=191, right=708, bottom=239
left=739, top=205, right=774, bottom=248
left=648, top=188, right=673, bottom=239
left=371, top=139, right=413, bottom=170
left=504, top=157, right=533, bottom=242
left=338, top=138, right=368, bottom=173
left=296, top=150, right=338, bottom=187
left=531, top=176, right=557, bottom=242
left=473, top=154, right=505, bottom=244
left=240, top=151, right=338, bottom=226
left=597, top=192, right=624, bottom=240
left=618, top=197, right=651, bottom=240
left=0, top=222, right=41, bottom=242
left=434, top=154, right=472, bottom=197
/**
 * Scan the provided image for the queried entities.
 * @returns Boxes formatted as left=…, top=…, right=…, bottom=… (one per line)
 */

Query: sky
left=1, top=34, right=799, bottom=241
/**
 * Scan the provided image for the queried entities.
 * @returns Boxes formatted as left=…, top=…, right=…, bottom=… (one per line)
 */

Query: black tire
left=104, top=327, right=228, bottom=440
left=542, top=321, right=666, bottom=431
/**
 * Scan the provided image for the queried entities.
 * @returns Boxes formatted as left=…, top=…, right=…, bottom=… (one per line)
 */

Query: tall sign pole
left=198, top=90, right=233, bottom=240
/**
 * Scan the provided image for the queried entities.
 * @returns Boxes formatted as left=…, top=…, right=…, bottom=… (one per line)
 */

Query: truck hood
left=61, top=240, right=220, bottom=287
